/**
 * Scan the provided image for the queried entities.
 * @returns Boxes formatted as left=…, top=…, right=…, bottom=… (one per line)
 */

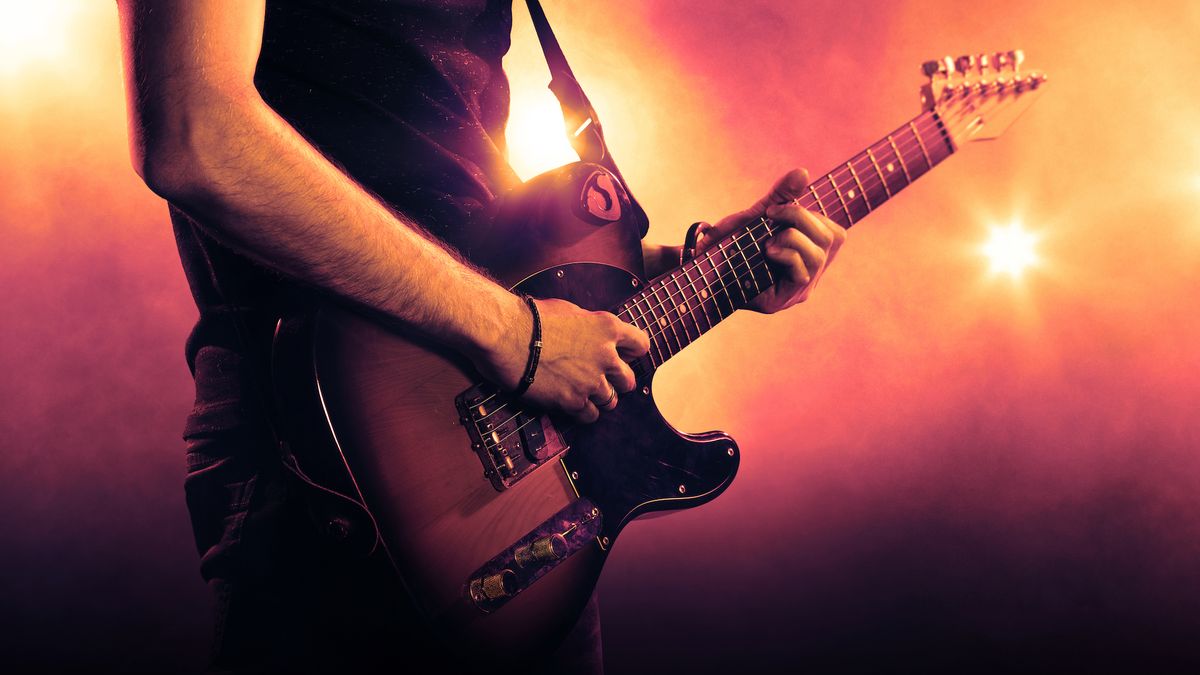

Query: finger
left=709, top=169, right=812, bottom=240
left=591, top=381, right=619, bottom=412
left=766, top=233, right=823, bottom=284
left=768, top=205, right=835, bottom=249
left=613, top=318, right=651, bottom=359
left=570, top=398, right=601, bottom=424
left=823, top=215, right=848, bottom=257
left=765, top=244, right=813, bottom=289
left=605, top=357, right=637, bottom=394
left=755, top=168, right=810, bottom=211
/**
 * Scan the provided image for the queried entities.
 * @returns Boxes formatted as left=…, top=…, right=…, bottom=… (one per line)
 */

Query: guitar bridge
left=456, top=383, right=568, bottom=491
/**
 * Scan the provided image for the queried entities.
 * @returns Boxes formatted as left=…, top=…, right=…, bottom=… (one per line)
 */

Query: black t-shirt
left=175, top=0, right=520, bottom=584
left=176, top=0, right=518, bottom=444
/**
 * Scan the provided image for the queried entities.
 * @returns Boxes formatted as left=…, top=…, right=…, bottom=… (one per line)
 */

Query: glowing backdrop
left=1, top=1, right=1198, bottom=672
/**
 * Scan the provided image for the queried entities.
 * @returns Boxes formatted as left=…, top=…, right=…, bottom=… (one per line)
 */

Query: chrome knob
left=469, top=569, right=517, bottom=605
left=515, top=534, right=568, bottom=568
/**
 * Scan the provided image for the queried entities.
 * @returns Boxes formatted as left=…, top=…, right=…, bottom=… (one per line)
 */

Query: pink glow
left=2, top=1, right=1198, bottom=671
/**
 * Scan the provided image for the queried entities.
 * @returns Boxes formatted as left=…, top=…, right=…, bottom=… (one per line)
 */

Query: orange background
left=1, top=1, right=1198, bottom=671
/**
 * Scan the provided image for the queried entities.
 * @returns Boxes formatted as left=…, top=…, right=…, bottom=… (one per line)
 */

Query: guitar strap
left=524, top=0, right=650, bottom=235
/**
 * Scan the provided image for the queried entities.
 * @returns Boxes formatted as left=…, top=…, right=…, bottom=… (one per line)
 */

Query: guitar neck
left=616, top=110, right=956, bottom=374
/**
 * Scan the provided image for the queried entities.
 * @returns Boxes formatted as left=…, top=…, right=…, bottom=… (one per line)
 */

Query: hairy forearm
left=139, top=84, right=522, bottom=361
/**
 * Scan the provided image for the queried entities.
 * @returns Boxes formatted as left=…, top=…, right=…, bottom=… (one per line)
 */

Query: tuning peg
left=1009, top=49, right=1025, bottom=76
left=922, top=60, right=942, bottom=78
left=955, top=55, right=976, bottom=75
left=994, top=51, right=1009, bottom=71
left=977, top=53, right=990, bottom=74
left=943, top=55, right=956, bottom=76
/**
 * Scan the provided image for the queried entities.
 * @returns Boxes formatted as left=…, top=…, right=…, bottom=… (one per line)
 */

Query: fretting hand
left=699, top=169, right=846, bottom=312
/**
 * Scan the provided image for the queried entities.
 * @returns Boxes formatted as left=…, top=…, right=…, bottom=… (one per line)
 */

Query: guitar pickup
left=466, top=498, right=603, bottom=613
left=456, top=383, right=569, bottom=491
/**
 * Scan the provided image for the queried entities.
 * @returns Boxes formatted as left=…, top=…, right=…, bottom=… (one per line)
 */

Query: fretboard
left=616, top=110, right=955, bottom=375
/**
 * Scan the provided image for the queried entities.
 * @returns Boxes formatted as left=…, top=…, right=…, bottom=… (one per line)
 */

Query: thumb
left=752, top=168, right=810, bottom=212
left=707, top=168, right=811, bottom=243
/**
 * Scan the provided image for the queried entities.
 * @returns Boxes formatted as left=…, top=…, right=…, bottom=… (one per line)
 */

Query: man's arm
left=117, top=0, right=647, bottom=423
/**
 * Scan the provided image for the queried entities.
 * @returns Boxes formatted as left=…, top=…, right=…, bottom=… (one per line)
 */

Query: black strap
left=524, top=0, right=648, bottom=234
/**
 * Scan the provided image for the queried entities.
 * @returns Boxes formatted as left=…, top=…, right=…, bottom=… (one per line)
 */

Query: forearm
left=141, top=85, right=521, bottom=361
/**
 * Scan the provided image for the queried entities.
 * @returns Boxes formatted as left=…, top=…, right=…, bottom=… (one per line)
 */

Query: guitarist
left=116, top=0, right=846, bottom=672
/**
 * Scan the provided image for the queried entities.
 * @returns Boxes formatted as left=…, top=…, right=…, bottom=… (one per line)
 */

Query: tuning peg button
left=955, top=55, right=976, bottom=74
left=922, top=60, right=942, bottom=78
left=1009, top=49, right=1025, bottom=76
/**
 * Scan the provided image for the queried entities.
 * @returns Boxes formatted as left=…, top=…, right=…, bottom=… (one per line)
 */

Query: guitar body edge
left=270, top=162, right=740, bottom=669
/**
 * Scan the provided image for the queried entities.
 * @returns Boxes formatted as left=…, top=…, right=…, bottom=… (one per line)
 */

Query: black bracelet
left=511, top=295, right=542, bottom=397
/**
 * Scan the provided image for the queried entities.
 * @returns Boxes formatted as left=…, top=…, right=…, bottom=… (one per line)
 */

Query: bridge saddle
left=455, top=383, right=569, bottom=491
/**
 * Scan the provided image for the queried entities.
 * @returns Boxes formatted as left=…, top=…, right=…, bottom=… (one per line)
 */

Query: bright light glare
left=983, top=221, right=1040, bottom=278
left=505, top=91, right=578, bottom=181
left=0, top=0, right=74, bottom=75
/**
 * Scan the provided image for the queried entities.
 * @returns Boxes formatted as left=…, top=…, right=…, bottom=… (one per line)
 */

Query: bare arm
left=117, top=0, right=647, bottom=421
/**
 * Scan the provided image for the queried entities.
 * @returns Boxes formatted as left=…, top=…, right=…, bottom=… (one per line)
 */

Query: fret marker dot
left=658, top=317, right=667, bottom=327
left=700, top=289, right=709, bottom=299
left=742, top=280, right=753, bottom=289
left=678, top=303, right=688, bottom=314
left=886, top=162, right=895, bottom=173
left=848, top=189, right=856, bottom=199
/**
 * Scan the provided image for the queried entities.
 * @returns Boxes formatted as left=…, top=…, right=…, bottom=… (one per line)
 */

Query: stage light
left=982, top=221, right=1040, bottom=279
left=505, top=91, right=578, bottom=182
left=0, top=0, right=75, bottom=75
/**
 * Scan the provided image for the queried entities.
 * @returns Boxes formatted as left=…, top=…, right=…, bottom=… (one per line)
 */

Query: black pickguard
left=516, top=262, right=740, bottom=548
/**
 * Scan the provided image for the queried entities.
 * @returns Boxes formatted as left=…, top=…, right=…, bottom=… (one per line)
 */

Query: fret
left=908, top=120, right=933, bottom=170
left=669, top=273, right=699, bottom=344
left=619, top=301, right=640, bottom=333
left=747, top=225, right=775, bottom=287
left=615, top=112, right=953, bottom=374
left=875, top=138, right=910, bottom=195
left=826, top=174, right=854, bottom=226
left=680, top=265, right=715, bottom=332
left=926, top=112, right=956, bottom=163
left=631, top=294, right=665, bottom=366
left=717, top=241, right=750, bottom=306
left=649, top=283, right=683, bottom=356
left=730, top=233, right=762, bottom=296
left=886, top=134, right=913, bottom=183
left=865, top=147, right=891, bottom=198
left=704, top=248, right=739, bottom=316
left=807, top=184, right=829, bottom=217
left=624, top=300, right=662, bottom=367
left=846, top=160, right=872, bottom=211
left=701, top=254, right=735, bottom=319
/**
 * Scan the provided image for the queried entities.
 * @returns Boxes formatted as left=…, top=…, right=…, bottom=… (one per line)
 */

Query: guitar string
left=470, top=114, right=953, bottom=434
left=477, top=227, right=777, bottom=448
left=471, top=111, right=969, bottom=438
left=471, top=113, right=949, bottom=414
left=613, top=114, right=955, bottom=339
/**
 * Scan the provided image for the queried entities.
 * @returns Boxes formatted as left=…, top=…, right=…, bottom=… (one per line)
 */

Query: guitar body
left=267, top=50, right=1044, bottom=670
left=272, top=163, right=740, bottom=669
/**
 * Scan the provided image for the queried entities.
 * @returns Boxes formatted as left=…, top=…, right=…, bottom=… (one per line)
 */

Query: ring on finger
left=600, top=383, right=617, bottom=408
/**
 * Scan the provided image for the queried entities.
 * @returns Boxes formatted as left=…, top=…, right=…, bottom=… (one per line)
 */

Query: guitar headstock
left=921, top=50, right=1047, bottom=146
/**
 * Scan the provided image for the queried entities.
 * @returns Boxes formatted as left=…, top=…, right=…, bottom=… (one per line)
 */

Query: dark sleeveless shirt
left=175, top=0, right=520, bottom=584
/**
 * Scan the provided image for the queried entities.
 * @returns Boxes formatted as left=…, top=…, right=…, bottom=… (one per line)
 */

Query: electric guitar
left=272, top=52, right=1046, bottom=670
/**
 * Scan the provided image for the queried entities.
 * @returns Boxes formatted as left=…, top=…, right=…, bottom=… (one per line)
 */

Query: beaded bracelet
left=511, top=295, right=542, bottom=397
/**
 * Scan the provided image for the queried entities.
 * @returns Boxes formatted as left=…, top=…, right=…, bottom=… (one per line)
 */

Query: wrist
left=458, top=287, right=530, bottom=384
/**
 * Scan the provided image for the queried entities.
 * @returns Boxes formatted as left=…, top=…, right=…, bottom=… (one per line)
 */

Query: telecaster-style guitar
left=272, top=52, right=1046, bottom=670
